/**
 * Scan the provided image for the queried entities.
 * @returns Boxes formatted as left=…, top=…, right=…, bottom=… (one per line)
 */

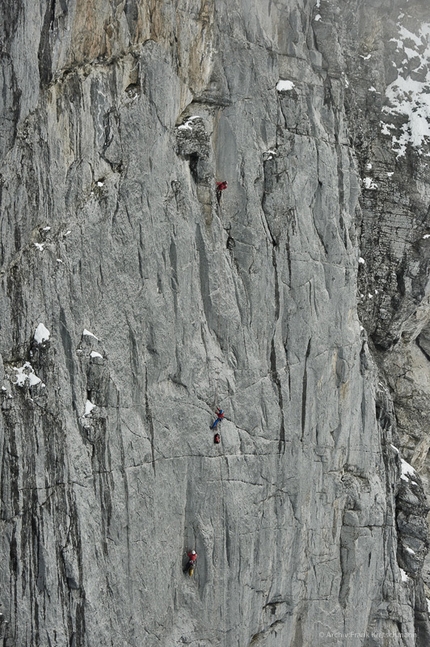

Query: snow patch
left=398, top=24, right=422, bottom=47
left=264, top=149, right=277, bottom=160
left=276, top=80, right=295, bottom=92
left=391, top=444, right=399, bottom=453
left=381, top=122, right=395, bottom=136
left=90, top=351, right=103, bottom=359
left=12, top=362, right=42, bottom=388
left=400, top=568, right=411, bottom=583
left=358, top=257, right=365, bottom=264
left=423, top=234, right=430, bottom=239
left=34, top=243, right=44, bottom=251
left=401, top=458, right=417, bottom=482
left=363, top=177, right=378, bottom=189
left=85, top=400, right=96, bottom=416
left=382, top=21, right=430, bottom=156
left=405, top=546, right=416, bottom=555
left=34, top=323, right=50, bottom=344
left=314, top=14, right=321, bottom=21
left=83, top=329, right=99, bottom=340
left=178, top=115, right=202, bottom=131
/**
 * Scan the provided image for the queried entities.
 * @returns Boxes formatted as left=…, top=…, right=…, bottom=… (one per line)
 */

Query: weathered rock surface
left=1, top=1, right=430, bottom=646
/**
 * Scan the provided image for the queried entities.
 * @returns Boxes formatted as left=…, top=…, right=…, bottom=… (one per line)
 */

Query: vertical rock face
left=1, top=1, right=430, bottom=646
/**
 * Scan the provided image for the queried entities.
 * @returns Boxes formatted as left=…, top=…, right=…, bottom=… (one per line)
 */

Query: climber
left=184, top=550, right=198, bottom=576
left=214, top=432, right=221, bottom=444
left=216, top=180, right=228, bottom=204
left=188, top=549, right=198, bottom=563
left=210, top=408, right=224, bottom=429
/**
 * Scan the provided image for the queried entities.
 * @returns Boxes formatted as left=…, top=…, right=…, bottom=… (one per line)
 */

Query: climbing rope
left=212, top=179, right=229, bottom=415
left=213, top=303, right=221, bottom=411
left=213, top=452, right=229, bottom=640
left=211, top=188, right=230, bottom=627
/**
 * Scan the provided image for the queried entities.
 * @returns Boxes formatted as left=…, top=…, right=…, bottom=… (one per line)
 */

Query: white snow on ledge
left=84, top=400, right=96, bottom=416
left=264, top=149, right=277, bottom=160
left=177, top=115, right=202, bottom=130
left=12, top=362, right=42, bottom=387
left=401, top=458, right=417, bottom=482
left=400, top=568, right=411, bottom=583
left=34, top=323, right=50, bottom=344
left=363, top=177, right=378, bottom=190
left=90, top=351, right=103, bottom=359
left=83, top=329, right=99, bottom=340
left=276, top=80, right=295, bottom=92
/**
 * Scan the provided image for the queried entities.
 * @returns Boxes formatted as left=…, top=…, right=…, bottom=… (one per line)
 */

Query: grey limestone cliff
left=1, top=1, right=430, bottom=646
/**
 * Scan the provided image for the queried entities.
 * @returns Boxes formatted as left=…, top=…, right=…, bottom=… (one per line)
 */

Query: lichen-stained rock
left=0, top=1, right=430, bottom=646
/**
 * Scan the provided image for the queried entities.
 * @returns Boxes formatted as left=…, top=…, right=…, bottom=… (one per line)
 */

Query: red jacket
left=216, top=181, right=228, bottom=191
left=187, top=551, right=198, bottom=562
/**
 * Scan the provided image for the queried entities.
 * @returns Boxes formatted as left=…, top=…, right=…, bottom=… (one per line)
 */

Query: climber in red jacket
left=187, top=550, right=198, bottom=563
left=184, top=549, right=198, bottom=575
left=216, top=180, right=228, bottom=204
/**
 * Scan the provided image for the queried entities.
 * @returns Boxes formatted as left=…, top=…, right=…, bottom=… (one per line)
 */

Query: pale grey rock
left=0, top=1, right=430, bottom=647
